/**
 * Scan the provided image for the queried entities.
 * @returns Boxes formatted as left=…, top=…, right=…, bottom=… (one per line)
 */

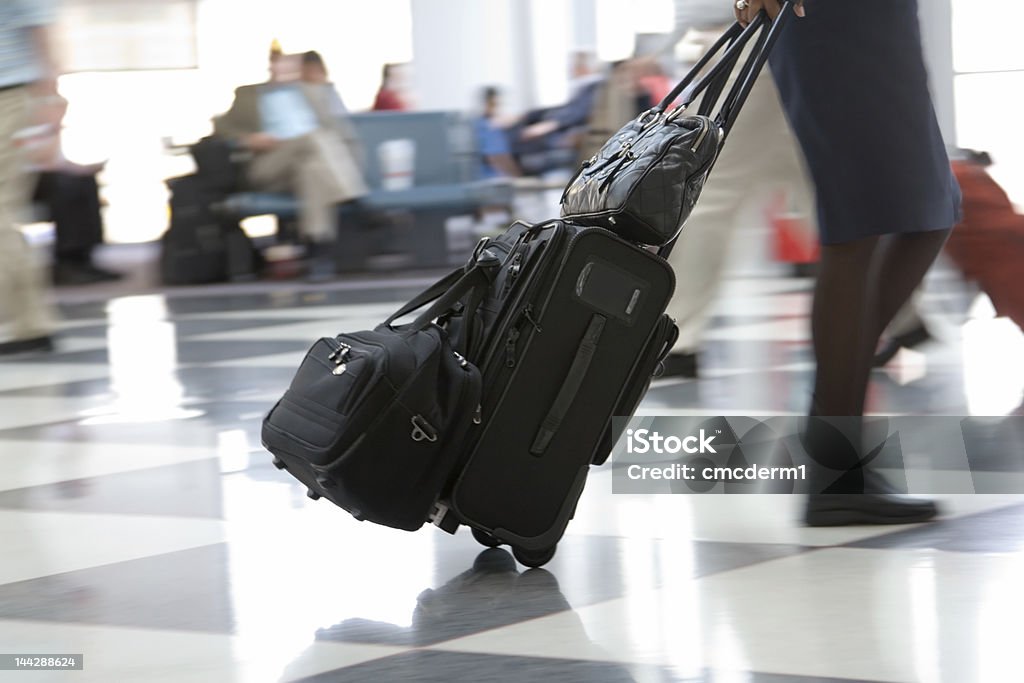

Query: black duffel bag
left=560, top=6, right=795, bottom=246
left=262, top=266, right=488, bottom=531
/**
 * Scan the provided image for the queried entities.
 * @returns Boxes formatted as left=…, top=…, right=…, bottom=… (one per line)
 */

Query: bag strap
left=384, top=267, right=466, bottom=325
left=383, top=265, right=488, bottom=333
left=715, top=4, right=793, bottom=140
left=656, top=2, right=796, bottom=261
left=653, top=22, right=745, bottom=115
left=656, top=2, right=795, bottom=125
left=382, top=265, right=493, bottom=364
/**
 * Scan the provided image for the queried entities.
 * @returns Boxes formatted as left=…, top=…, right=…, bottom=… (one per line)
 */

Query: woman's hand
left=733, top=0, right=805, bottom=27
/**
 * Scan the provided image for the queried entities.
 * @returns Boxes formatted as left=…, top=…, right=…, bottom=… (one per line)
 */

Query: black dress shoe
left=53, top=262, right=119, bottom=286
left=805, top=493, right=939, bottom=527
left=661, top=352, right=698, bottom=379
left=873, top=324, right=933, bottom=367
left=0, top=335, right=55, bottom=356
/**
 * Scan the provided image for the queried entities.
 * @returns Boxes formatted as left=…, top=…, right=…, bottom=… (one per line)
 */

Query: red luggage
left=946, top=159, right=1024, bottom=330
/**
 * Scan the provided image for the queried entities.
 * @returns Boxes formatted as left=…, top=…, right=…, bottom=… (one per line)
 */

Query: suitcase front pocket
left=314, top=353, right=481, bottom=531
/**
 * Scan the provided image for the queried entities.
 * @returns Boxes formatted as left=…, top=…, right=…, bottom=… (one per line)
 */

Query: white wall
left=195, top=0, right=413, bottom=114
left=408, top=0, right=577, bottom=115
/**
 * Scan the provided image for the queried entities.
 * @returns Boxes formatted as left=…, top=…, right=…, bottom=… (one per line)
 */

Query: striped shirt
left=0, top=0, right=56, bottom=87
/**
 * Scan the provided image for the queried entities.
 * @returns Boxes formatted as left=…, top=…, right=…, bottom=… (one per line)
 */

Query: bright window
left=952, top=0, right=1024, bottom=205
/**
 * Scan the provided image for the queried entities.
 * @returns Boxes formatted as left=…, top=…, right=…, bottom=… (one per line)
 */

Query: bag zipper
left=564, top=118, right=719, bottom=232
left=479, top=224, right=567, bottom=379
left=585, top=117, right=712, bottom=204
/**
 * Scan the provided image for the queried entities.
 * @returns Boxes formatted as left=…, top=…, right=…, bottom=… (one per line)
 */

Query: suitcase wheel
left=512, top=544, right=557, bottom=569
left=306, top=489, right=321, bottom=501
left=272, top=457, right=287, bottom=470
left=471, top=527, right=502, bottom=548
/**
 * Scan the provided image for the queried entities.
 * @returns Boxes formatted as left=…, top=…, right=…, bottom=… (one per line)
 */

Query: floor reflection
left=281, top=549, right=640, bottom=683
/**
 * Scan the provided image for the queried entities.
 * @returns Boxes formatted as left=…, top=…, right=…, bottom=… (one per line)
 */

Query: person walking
left=0, top=0, right=59, bottom=356
left=732, top=0, right=961, bottom=525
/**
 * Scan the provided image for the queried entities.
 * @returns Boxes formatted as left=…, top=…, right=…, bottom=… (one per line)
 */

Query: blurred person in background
left=871, top=292, right=931, bottom=367
left=875, top=150, right=1024, bottom=367
left=577, top=59, right=654, bottom=164
left=511, top=52, right=605, bottom=176
left=635, top=57, right=674, bottom=109
left=372, top=63, right=410, bottom=111
left=475, top=86, right=521, bottom=179
left=213, top=48, right=368, bottom=280
left=21, top=93, right=122, bottom=286
left=0, top=0, right=59, bottom=356
left=733, top=0, right=961, bottom=525
left=657, top=7, right=817, bottom=379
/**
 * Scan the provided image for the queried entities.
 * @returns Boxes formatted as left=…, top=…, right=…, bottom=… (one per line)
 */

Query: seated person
left=475, top=87, right=520, bottom=179
left=212, top=50, right=367, bottom=279
left=372, top=63, right=410, bottom=111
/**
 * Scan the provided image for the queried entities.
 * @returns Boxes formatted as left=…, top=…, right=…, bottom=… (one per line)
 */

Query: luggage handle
left=653, top=1, right=795, bottom=132
left=530, top=314, right=607, bottom=456
left=715, top=2, right=794, bottom=140
left=656, top=2, right=796, bottom=261
left=383, top=266, right=466, bottom=326
left=383, top=266, right=491, bottom=356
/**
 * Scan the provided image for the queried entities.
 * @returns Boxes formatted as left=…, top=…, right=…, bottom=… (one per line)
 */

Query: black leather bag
left=261, top=267, right=488, bottom=531
left=560, top=5, right=796, bottom=247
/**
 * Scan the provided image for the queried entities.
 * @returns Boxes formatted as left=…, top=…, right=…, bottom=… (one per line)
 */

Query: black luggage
left=262, top=4, right=796, bottom=568
left=189, top=136, right=244, bottom=195
left=435, top=220, right=677, bottom=567
left=160, top=174, right=257, bottom=285
left=262, top=270, right=484, bottom=530
left=432, top=6, right=796, bottom=566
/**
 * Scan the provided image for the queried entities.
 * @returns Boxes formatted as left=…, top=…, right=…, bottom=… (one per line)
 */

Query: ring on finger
left=735, top=0, right=749, bottom=10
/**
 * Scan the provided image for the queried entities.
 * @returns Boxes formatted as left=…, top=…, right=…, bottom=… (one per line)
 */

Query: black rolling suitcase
left=262, top=4, right=795, bottom=568
left=431, top=6, right=796, bottom=566
left=430, top=220, right=677, bottom=567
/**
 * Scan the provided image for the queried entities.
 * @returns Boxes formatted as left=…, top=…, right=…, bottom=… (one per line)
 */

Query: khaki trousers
left=667, top=67, right=815, bottom=353
left=0, top=86, right=55, bottom=342
left=248, top=129, right=368, bottom=244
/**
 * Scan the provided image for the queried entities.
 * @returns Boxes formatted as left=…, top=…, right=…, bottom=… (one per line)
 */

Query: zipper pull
left=329, top=341, right=351, bottom=375
left=453, top=351, right=469, bottom=370
left=598, top=150, right=635, bottom=193
left=473, top=404, right=482, bottom=425
left=523, top=305, right=542, bottom=333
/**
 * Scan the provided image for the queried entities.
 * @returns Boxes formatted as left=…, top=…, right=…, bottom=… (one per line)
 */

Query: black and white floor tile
left=2, top=258, right=1023, bottom=682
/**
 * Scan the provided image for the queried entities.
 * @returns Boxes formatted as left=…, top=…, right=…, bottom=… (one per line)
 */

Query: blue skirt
left=768, top=0, right=961, bottom=245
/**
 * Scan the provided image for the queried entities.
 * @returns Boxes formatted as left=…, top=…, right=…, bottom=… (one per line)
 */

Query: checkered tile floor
left=2, top=260, right=1024, bottom=682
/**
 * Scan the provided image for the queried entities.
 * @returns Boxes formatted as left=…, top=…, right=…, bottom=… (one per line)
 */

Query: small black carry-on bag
left=262, top=5, right=796, bottom=567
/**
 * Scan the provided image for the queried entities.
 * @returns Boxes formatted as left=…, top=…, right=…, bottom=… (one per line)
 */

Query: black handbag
left=261, top=266, right=489, bottom=531
left=560, top=4, right=796, bottom=247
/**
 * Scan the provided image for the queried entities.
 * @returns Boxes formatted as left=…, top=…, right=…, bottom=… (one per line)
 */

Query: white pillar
left=409, top=0, right=523, bottom=113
